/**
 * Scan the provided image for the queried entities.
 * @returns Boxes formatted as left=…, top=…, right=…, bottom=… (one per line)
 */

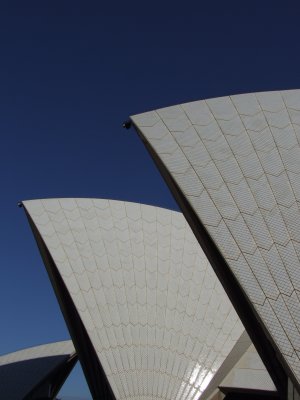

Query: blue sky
left=0, top=1, right=300, bottom=398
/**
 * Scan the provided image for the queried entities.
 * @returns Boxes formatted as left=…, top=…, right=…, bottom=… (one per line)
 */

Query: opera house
left=12, top=89, right=300, bottom=399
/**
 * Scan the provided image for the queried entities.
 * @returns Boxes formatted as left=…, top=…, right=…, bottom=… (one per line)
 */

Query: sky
left=0, top=1, right=300, bottom=398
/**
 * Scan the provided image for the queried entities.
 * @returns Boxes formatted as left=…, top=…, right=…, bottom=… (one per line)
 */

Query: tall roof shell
left=131, top=89, right=300, bottom=395
left=0, top=340, right=77, bottom=399
left=23, top=198, right=246, bottom=400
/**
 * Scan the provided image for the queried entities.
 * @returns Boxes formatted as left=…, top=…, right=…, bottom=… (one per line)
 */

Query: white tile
left=244, top=250, right=280, bottom=300
left=194, top=120, right=222, bottom=142
left=256, top=91, right=285, bottom=112
left=181, top=100, right=213, bottom=126
left=131, top=111, right=160, bottom=127
left=264, top=109, right=291, bottom=129
left=206, top=96, right=237, bottom=120
left=231, top=92, right=260, bottom=115
left=24, top=198, right=246, bottom=398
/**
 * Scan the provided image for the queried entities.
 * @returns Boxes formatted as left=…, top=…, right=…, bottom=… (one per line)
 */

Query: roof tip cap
left=122, top=120, right=132, bottom=129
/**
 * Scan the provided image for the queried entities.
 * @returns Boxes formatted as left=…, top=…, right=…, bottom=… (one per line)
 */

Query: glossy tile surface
left=131, top=89, right=300, bottom=387
left=24, top=199, right=244, bottom=400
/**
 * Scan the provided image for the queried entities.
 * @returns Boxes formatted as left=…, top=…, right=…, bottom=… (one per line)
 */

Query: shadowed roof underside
left=0, top=340, right=77, bottom=399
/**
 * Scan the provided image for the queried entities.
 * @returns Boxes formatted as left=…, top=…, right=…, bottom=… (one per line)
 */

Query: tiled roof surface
left=24, top=199, right=244, bottom=400
left=131, top=89, right=300, bottom=387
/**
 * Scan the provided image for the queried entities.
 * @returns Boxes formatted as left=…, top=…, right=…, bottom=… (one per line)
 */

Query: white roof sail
left=0, top=340, right=76, bottom=399
left=131, top=89, right=300, bottom=394
left=23, top=199, right=247, bottom=400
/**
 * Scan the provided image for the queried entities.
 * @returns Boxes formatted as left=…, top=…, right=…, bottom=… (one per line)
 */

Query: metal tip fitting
left=122, top=120, right=132, bottom=130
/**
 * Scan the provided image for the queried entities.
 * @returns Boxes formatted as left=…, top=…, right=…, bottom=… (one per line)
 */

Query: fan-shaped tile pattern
left=131, top=90, right=300, bottom=391
left=24, top=199, right=244, bottom=400
left=0, top=340, right=76, bottom=399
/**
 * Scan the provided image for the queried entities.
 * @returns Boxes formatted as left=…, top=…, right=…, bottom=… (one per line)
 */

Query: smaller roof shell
left=0, top=340, right=77, bottom=399
left=24, top=198, right=249, bottom=400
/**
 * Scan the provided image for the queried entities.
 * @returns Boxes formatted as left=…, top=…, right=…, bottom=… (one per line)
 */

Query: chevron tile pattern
left=24, top=199, right=244, bottom=400
left=131, top=89, right=300, bottom=387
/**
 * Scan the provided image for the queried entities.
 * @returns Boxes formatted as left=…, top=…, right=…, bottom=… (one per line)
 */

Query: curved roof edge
left=0, top=340, right=75, bottom=363
left=0, top=340, right=77, bottom=400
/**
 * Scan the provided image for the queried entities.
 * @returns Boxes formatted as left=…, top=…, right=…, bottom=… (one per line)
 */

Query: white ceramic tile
left=231, top=93, right=260, bottom=116
left=181, top=100, right=213, bottom=126
left=206, top=97, right=237, bottom=121
left=24, top=199, right=245, bottom=400
left=264, top=109, right=290, bottom=129
left=130, top=89, right=300, bottom=389
left=271, top=125, right=298, bottom=150
left=256, top=91, right=285, bottom=112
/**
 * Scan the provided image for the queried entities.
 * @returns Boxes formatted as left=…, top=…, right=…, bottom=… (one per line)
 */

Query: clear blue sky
left=0, top=1, right=300, bottom=398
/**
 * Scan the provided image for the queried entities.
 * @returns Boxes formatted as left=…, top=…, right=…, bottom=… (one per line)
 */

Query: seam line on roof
left=227, top=98, right=297, bottom=307
left=130, top=123, right=288, bottom=395
left=52, top=198, right=123, bottom=395
left=255, top=93, right=300, bottom=214
left=75, top=198, right=131, bottom=397
left=32, top=198, right=247, bottom=399
left=252, top=96, right=300, bottom=305
left=243, top=124, right=300, bottom=341
left=180, top=103, right=272, bottom=306
left=119, top=200, right=144, bottom=394
left=270, top=294, right=300, bottom=352
left=152, top=98, right=299, bottom=388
